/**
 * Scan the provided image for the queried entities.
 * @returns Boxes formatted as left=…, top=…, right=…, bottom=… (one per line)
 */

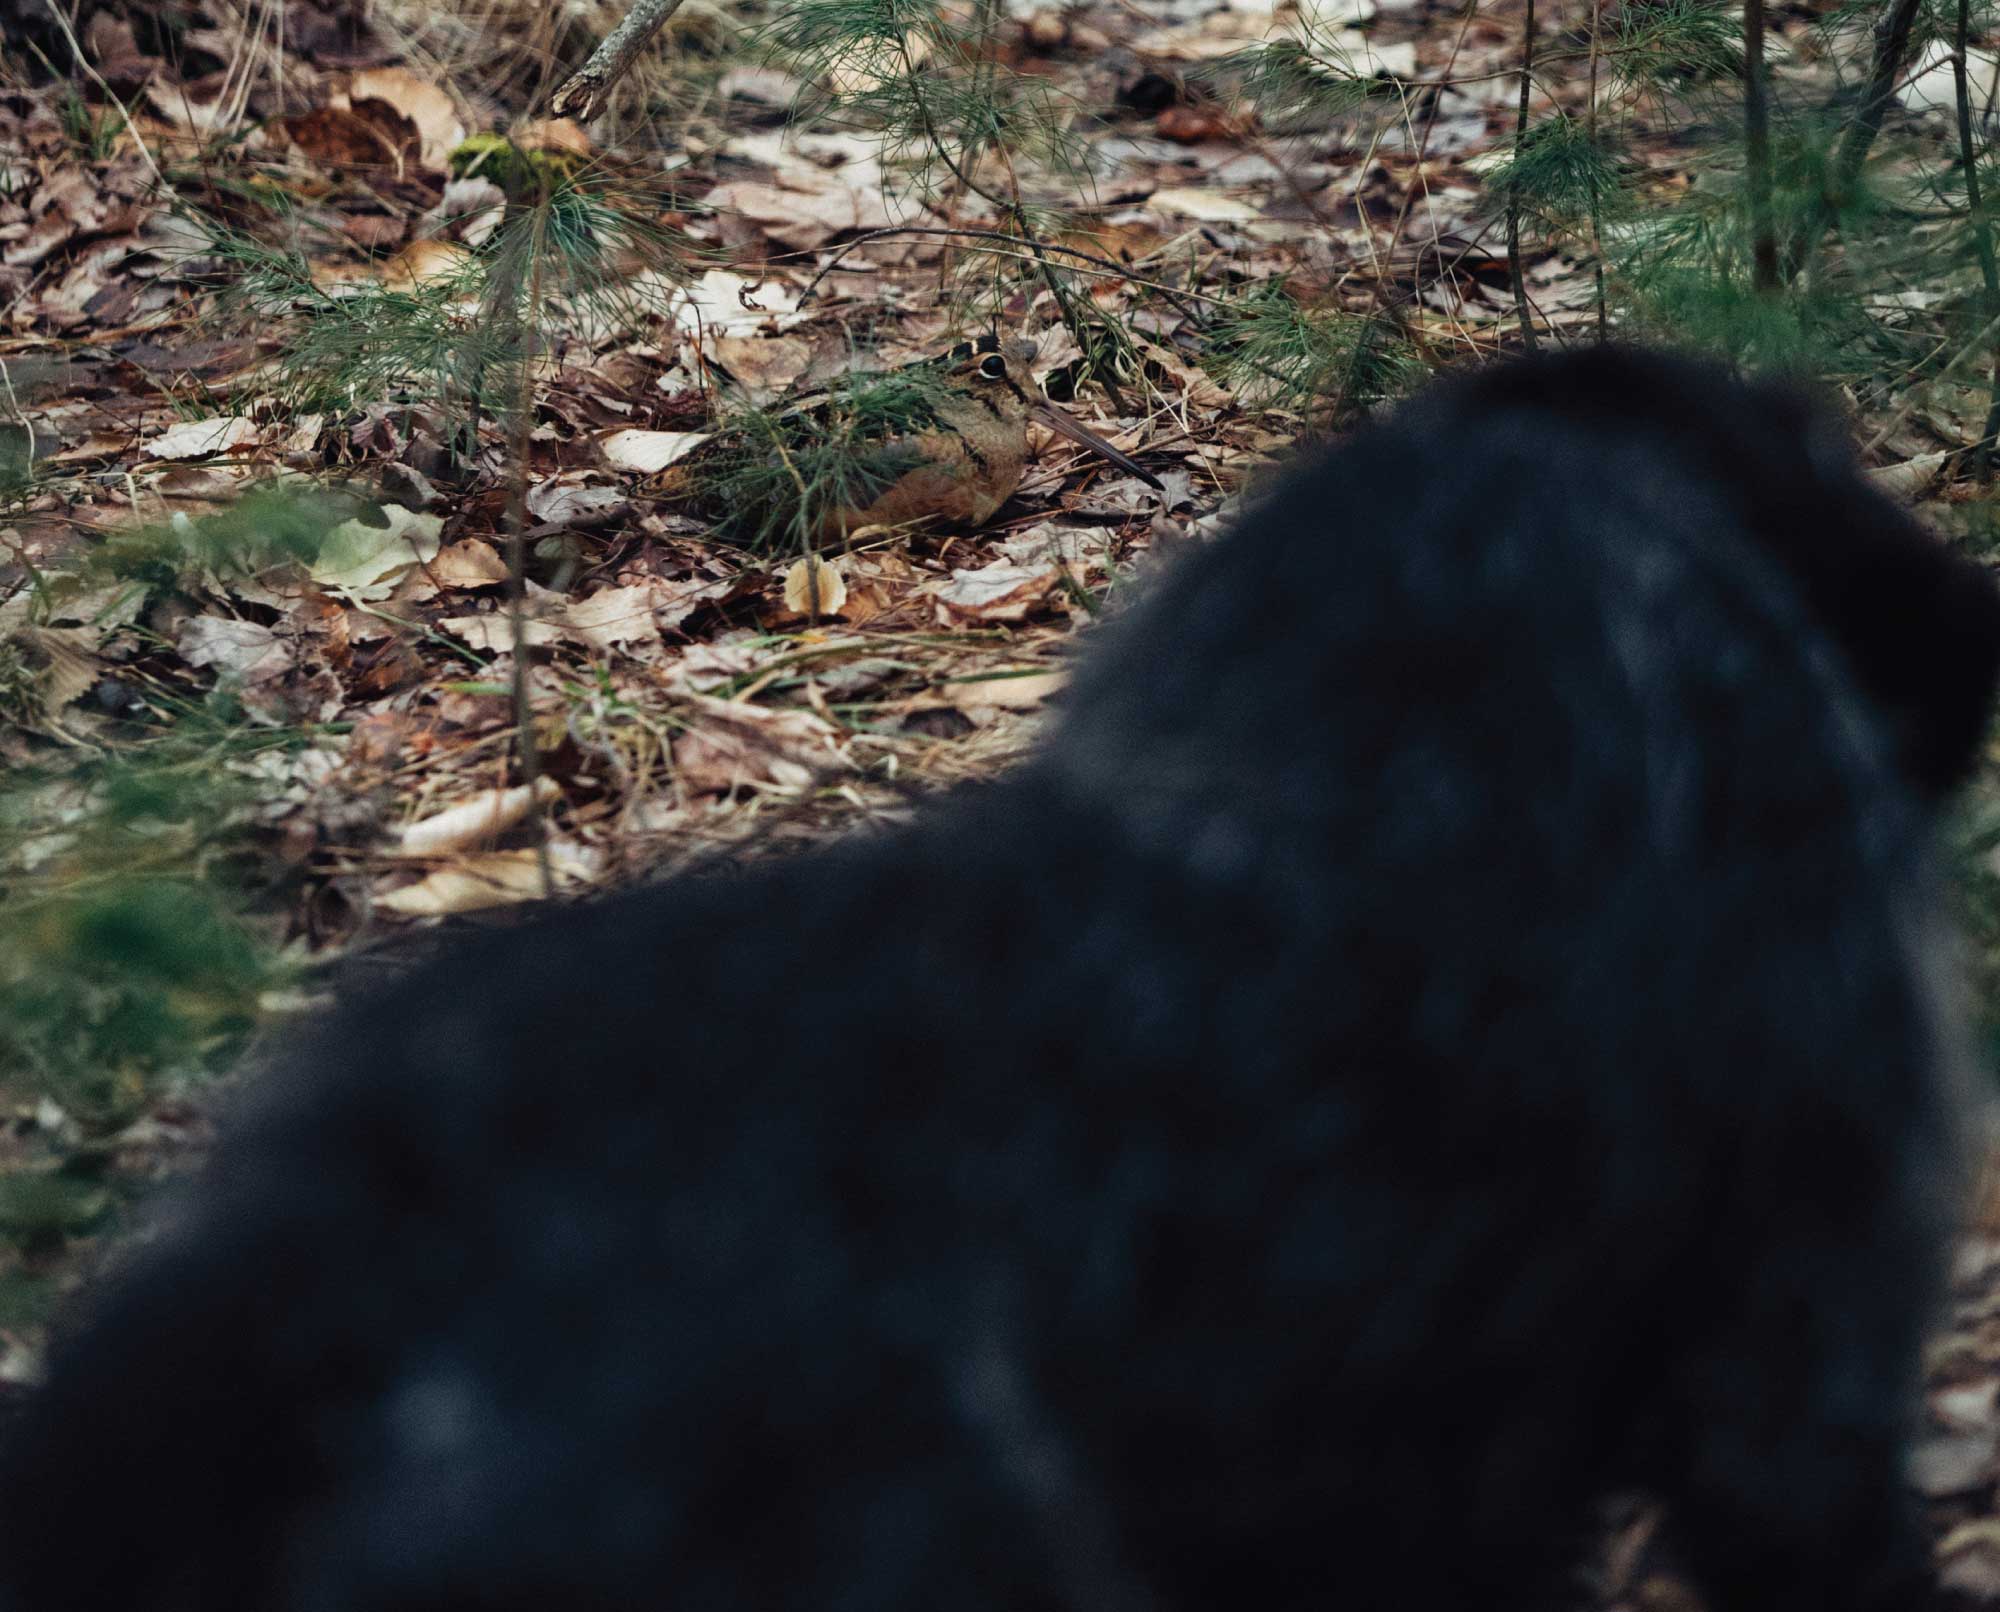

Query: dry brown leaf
left=382, top=238, right=472, bottom=289
left=280, top=100, right=417, bottom=172
left=13, top=627, right=102, bottom=720
left=178, top=616, right=293, bottom=686
left=710, top=334, right=815, bottom=404
left=671, top=695, right=849, bottom=796
left=1868, top=451, right=1953, bottom=499
left=398, top=777, right=562, bottom=857
left=934, top=561, right=1060, bottom=624
left=1146, top=186, right=1263, bottom=222
left=143, top=417, right=259, bottom=461
left=348, top=68, right=466, bottom=171
left=437, top=610, right=565, bottom=653
left=783, top=557, right=848, bottom=617
left=561, top=583, right=674, bottom=651
left=427, top=539, right=510, bottom=588
left=942, top=669, right=1067, bottom=712
left=705, top=176, right=896, bottom=253
left=376, top=843, right=596, bottom=916
left=602, top=429, right=710, bottom=474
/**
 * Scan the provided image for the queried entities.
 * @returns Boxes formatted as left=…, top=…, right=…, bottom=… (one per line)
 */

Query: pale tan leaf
left=143, top=417, right=260, bottom=461
left=312, top=505, right=444, bottom=600
left=943, top=669, right=1067, bottom=711
left=428, top=539, right=511, bottom=588
left=1148, top=186, right=1263, bottom=221
left=783, top=557, right=848, bottom=617
left=671, top=695, right=849, bottom=796
left=376, top=843, right=596, bottom=915
left=348, top=68, right=467, bottom=170
left=561, top=583, right=672, bottom=650
left=398, top=777, right=562, bottom=857
left=602, top=429, right=711, bottom=474
left=934, top=561, right=1059, bottom=624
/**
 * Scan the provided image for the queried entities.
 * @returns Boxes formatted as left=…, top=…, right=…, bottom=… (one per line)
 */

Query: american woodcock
left=682, top=335, right=1162, bottom=549
left=808, top=335, right=1161, bottom=542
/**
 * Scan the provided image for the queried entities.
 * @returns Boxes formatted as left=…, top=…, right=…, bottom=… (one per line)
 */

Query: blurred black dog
left=3, top=347, right=1996, bottom=1612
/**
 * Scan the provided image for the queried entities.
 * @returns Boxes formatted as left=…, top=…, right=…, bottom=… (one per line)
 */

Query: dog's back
left=2, top=347, right=1994, bottom=1612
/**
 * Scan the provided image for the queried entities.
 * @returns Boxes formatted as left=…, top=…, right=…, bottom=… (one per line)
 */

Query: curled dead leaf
left=377, top=843, right=597, bottom=916
left=783, top=557, right=848, bottom=617
left=603, top=429, right=711, bottom=474
left=312, top=505, right=444, bottom=600
left=144, top=417, right=259, bottom=461
left=671, top=695, right=849, bottom=797
left=383, top=238, right=472, bottom=290
left=398, top=777, right=562, bottom=857
left=933, top=560, right=1060, bottom=624
left=348, top=68, right=467, bottom=171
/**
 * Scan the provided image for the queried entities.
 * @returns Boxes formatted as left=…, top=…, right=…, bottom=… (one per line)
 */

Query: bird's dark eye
left=978, top=354, right=1008, bottom=380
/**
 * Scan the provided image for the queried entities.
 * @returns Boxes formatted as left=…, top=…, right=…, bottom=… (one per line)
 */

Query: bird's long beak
left=1027, top=401, right=1164, bottom=491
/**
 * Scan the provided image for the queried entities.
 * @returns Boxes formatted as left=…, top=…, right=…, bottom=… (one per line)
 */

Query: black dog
left=3, top=348, right=1995, bottom=1612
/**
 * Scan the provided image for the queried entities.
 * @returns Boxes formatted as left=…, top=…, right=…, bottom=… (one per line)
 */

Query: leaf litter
left=9, top=0, right=2000, bottom=1600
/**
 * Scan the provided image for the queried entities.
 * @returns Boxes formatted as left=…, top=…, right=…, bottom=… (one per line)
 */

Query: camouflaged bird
left=675, top=335, right=1161, bottom=550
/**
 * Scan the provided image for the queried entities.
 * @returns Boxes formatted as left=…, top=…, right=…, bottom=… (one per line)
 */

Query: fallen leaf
left=783, top=556, right=848, bottom=617
left=437, top=610, right=565, bottom=652
left=602, top=429, right=710, bottom=473
left=398, top=777, right=562, bottom=857
left=671, top=694, right=849, bottom=796
left=382, top=238, right=472, bottom=289
left=11, top=627, right=102, bottom=722
left=312, top=505, right=444, bottom=600
left=943, top=668, right=1067, bottom=711
left=349, top=68, right=466, bottom=171
left=428, top=538, right=510, bottom=588
left=560, top=583, right=674, bottom=650
left=669, top=270, right=802, bottom=338
left=1869, top=451, right=1953, bottom=498
left=934, top=561, right=1060, bottom=623
left=376, top=843, right=596, bottom=915
left=178, top=616, right=292, bottom=685
left=526, top=479, right=628, bottom=525
left=143, top=416, right=259, bottom=461
left=706, top=176, right=897, bottom=252
left=711, top=334, right=815, bottom=404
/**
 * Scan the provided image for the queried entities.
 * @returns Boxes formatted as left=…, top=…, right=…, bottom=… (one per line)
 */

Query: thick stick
left=1781, top=0, right=1922, bottom=278
left=546, top=0, right=690, bottom=122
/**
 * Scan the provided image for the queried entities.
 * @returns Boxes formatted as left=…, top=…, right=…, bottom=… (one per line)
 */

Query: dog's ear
left=1745, top=377, right=2000, bottom=802
left=1444, top=347, right=2000, bottom=800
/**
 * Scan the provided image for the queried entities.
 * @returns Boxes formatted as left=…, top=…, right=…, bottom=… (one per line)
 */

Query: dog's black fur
left=4, top=347, right=1997, bottom=1612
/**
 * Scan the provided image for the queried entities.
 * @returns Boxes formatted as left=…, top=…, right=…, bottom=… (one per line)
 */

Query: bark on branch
left=1781, top=0, right=1922, bottom=279
left=545, top=0, right=690, bottom=123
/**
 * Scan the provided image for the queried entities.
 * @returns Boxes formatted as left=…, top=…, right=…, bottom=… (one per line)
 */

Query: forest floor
left=9, top=0, right=2000, bottom=1601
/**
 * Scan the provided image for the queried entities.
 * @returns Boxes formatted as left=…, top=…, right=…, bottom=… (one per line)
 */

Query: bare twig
left=501, top=194, right=556, bottom=899
left=1782, top=0, right=1923, bottom=279
left=1507, top=0, right=1541, bottom=349
left=545, top=0, right=691, bottom=123
left=1745, top=0, right=1779, bottom=291
left=1586, top=0, right=1607, bottom=337
left=1953, top=0, right=2000, bottom=479
left=38, top=0, right=179, bottom=200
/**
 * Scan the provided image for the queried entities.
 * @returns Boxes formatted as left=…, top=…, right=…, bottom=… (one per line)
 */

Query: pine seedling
left=1204, top=283, right=1423, bottom=424
left=198, top=158, right=686, bottom=464
left=681, top=359, right=984, bottom=553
